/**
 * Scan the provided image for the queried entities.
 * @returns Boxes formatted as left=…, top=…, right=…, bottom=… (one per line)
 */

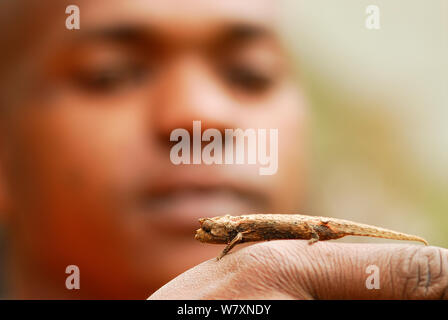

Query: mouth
left=194, top=228, right=204, bottom=241
left=138, top=186, right=264, bottom=216
left=132, top=182, right=269, bottom=236
left=195, top=227, right=224, bottom=244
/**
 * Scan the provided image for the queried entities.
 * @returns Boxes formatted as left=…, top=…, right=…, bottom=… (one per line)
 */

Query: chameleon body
left=194, top=214, right=428, bottom=260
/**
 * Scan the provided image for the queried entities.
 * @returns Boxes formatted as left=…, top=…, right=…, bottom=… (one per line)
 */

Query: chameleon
left=194, top=214, right=429, bottom=260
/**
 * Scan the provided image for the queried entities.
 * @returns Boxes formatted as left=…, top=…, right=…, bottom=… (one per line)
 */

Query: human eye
left=73, top=61, right=150, bottom=94
left=217, top=41, right=283, bottom=97
left=223, top=63, right=274, bottom=94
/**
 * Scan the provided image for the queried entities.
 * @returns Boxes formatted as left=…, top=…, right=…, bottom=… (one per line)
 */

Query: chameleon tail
left=330, top=220, right=428, bottom=245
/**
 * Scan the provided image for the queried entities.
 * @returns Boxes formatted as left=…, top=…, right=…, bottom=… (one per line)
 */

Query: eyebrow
left=74, top=25, right=153, bottom=44
left=72, top=22, right=275, bottom=48
left=221, top=24, right=272, bottom=43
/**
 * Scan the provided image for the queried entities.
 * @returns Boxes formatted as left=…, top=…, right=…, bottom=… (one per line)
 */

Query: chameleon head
left=195, top=217, right=230, bottom=244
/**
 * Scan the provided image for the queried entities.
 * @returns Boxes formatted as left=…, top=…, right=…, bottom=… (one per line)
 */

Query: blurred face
left=0, top=0, right=307, bottom=298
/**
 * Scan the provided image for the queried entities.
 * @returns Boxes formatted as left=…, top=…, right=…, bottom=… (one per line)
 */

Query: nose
left=151, top=54, right=235, bottom=145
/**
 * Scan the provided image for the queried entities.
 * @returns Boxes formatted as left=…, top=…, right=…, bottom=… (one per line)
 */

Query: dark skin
left=150, top=242, right=448, bottom=299
left=0, top=0, right=446, bottom=299
left=0, top=0, right=305, bottom=299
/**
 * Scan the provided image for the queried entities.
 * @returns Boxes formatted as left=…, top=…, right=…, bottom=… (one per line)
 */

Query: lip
left=131, top=171, right=269, bottom=235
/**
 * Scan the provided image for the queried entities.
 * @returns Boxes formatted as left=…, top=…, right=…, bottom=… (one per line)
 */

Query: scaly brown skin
left=195, top=214, right=428, bottom=259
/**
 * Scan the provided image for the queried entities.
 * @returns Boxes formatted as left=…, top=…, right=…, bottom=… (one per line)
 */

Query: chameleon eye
left=202, top=221, right=212, bottom=233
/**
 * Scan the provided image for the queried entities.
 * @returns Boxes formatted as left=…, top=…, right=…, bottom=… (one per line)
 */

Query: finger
left=148, top=240, right=448, bottom=299
left=148, top=243, right=300, bottom=299
left=285, top=241, right=448, bottom=299
left=242, top=241, right=448, bottom=299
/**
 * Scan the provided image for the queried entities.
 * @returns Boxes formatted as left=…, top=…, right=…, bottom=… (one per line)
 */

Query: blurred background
left=0, top=0, right=446, bottom=299
left=280, top=0, right=448, bottom=246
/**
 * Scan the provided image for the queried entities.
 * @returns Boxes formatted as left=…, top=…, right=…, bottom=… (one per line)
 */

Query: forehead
left=83, top=0, right=277, bottom=22
left=3, top=0, right=281, bottom=61
left=80, top=0, right=279, bottom=35
left=0, top=0, right=283, bottom=101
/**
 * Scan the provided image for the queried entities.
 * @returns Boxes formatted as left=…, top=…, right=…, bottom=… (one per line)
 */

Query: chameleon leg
left=217, top=232, right=243, bottom=260
left=308, top=225, right=320, bottom=245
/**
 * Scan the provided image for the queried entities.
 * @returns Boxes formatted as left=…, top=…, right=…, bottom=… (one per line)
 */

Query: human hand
left=149, top=240, right=448, bottom=299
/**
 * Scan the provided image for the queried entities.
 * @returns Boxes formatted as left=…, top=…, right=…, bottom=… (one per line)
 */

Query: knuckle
left=242, top=241, right=295, bottom=274
left=253, top=241, right=320, bottom=298
left=225, top=242, right=290, bottom=295
left=237, top=241, right=312, bottom=297
left=392, top=246, right=448, bottom=299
